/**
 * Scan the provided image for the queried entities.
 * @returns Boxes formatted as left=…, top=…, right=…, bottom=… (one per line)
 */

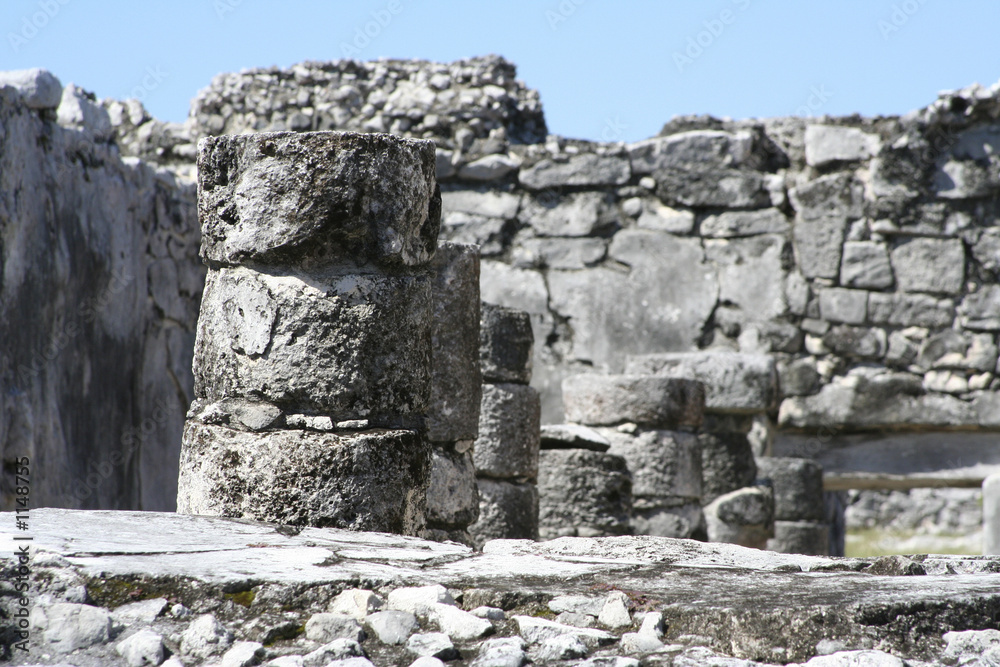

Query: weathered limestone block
left=704, top=486, right=774, bottom=549
left=631, top=502, right=705, bottom=540
left=428, top=243, right=482, bottom=443
left=625, top=352, right=776, bottom=414
left=473, top=383, right=541, bottom=480
left=654, top=167, right=769, bottom=209
left=822, top=325, right=887, bottom=360
left=520, top=191, right=608, bottom=237
left=705, top=235, right=789, bottom=322
left=540, top=424, right=611, bottom=452
left=176, top=421, right=429, bottom=534
left=699, top=415, right=758, bottom=505
left=627, top=130, right=757, bottom=175
left=480, top=302, right=533, bottom=385
left=596, top=428, right=701, bottom=500
left=198, top=131, right=440, bottom=267
left=959, top=285, right=1000, bottom=331
left=562, top=374, right=704, bottom=429
left=0, top=68, right=63, bottom=109
left=469, top=478, right=539, bottom=544
left=986, top=473, right=1000, bottom=555
left=518, top=153, right=630, bottom=189
left=537, top=449, right=632, bottom=539
left=700, top=208, right=790, bottom=238
left=890, top=238, right=965, bottom=294
left=766, top=521, right=830, bottom=556
left=425, top=447, right=479, bottom=529
left=818, top=287, right=869, bottom=325
left=868, top=292, right=955, bottom=328
left=192, top=266, right=432, bottom=426
left=840, top=241, right=894, bottom=290
left=804, top=125, right=880, bottom=167
left=755, top=457, right=825, bottom=522
left=511, top=237, right=608, bottom=270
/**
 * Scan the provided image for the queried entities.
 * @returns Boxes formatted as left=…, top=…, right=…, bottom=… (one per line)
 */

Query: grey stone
left=469, top=637, right=526, bottom=667
left=890, top=238, right=965, bottom=293
left=176, top=422, right=429, bottom=534
left=959, top=284, right=1000, bottom=330
left=700, top=209, right=790, bottom=238
left=198, top=132, right=440, bottom=267
left=458, top=154, right=521, bottom=181
left=867, top=292, right=954, bottom=328
left=705, top=235, right=790, bottom=322
left=818, top=288, right=868, bottom=324
left=972, top=228, right=1000, bottom=276
left=778, top=358, right=821, bottom=396
left=193, top=266, right=432, bottom=426
left=654, top=167, right=769, bottom=208
left=699, top=429, right=758, bottom=505
left=480, top=303, right=533, bottom=384
left=221, top=641, right=266, bottom=667
left=406, top=632, right=457, bottom=660
left=321, top=658, right=375, bottom=667
left=793, top=215, right=849, bottom=280
left=387, top=585, right=456, bottom=615
left=469, top=479, right=539, bottom=543
left=627, top=130, right=755, bottom=175
left=471, top=607, right=506, bottom=622
left=802, top=650, right=905, bottom=666
left=425, top=602, right=494, bottom=641
left=0, top=68, right=63, bottom=109
left=597, top=591, right=632, bottom=629
left=518, top=153, right=630, bottom=189
left=537, top=449, right=632, bottom=539
left=755, top=458, right=825, bottom=522
left=56, top=83, right=112, bottom=139
left=548, top=595, right=604, bottom=617
left=512, top=237, right=607, bottom=270
left=110, top=597, right=170, bottom=625
left=440, top=212, right=508, bottom=256
left=625, top=352, right=777, bottom=414
left=636, top=199, right=695, bottom=234
left=804, top=125, right=880, bottom=166
left=575, top=658, right=640, bottom=667
left=985, top=473, right=1000, bottom=555
left=441, top=190, right=521, bottom=220
left=934, top=158, right=1000, bottom=199
left=512, top=615, right=617, bottom=648
left=365, top=610, right=419, bottom=645
left=428, top=243, right=482, bottom=443
left=115, top=629, right=165, bottom=667
left=436, top=149, right=456, bottom=179
left=561, top=374, right=704, bottom=429
left=766, top=521, right=830, bottom=556
left=329, top=589, right=383, bottom=620
left=840, top=242, right=894, bottom=290
left=822, top=325, right=887, bottom=360
left=548, top=231, right=719, bottom=372
left=789, top=173, right=865, bottom=221
left=181, top=614, right=234, bottom=660
left=31, top=602, right=112, bottom=653
left=303, top=639, right=366, bottom=666
left=598, top=428, right=701, bottom=500
left=704, top=486, right=775, bottom=549
left=304, top=613, right=364, bottom=644
left=520, top=191, right=607, bottom=237
left=473, top=383, right=540, bottom=480
left=631, top=501, right=705, bottom=539
left=539, top=424, right=611, bottom=452
left=534, top=633, right=588, bottom=661
left=426, top=447, right=479, bottom=529
left=942, top=629, right=1000, bottom=664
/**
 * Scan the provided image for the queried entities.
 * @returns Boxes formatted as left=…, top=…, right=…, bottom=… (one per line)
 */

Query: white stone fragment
left=116, top=629, right=166, bottom=667
left=329, top=588, right=383, bottom=619
left=426, top=602, right=493, bottom=642
left=597, top=591, right=632, bottom=629
left=180, top=614, right=234, bottom=660
left=220, top=641, right=265, bottom=667
left=387, top=585, right=456, bottom=614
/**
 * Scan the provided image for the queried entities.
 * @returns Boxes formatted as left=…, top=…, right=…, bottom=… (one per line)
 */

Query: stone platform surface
left=3, top=509, right=1000, bottom=666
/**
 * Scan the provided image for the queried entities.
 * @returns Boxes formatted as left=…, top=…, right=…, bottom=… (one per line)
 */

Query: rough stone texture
left=766, top=521, right=831, bottom=556
left=197, top=131, right=439, bottom=269
left=755, top=457, right=826, bottom=522
left=631, top=501, right=706, bottom=540
left=539, top=424, right=611, bottom=452
left=473, top=383, right=541, bottom=480
left=699, top=425, right=758, bottom=506
left=479, top=302, right=534, bottom=385
left=840, top=241, right=894, bottom=289
left=804, top=125, right=880, bottom=166
left=427, top=243, right=482, bottom=443
left=7, top=509, right=1000, bottom=666
left=562, top=375, right=704, bottom=429
left=469, top=478, right=539, bottom=544
left=176, top=421, right=430, bottom=534
left=0, top=68, right=63, bottom=109
left=537, top=449, right=632, bottom=539
left=986, top=473, right=1000, bottom=555
left=625, top=352, right=777, bottom=414
left=890, top=238, right=965, bottom=294
left=597, top=428, right=701, bottom=500
left=704, top=486, right=775, bottom=549
left=425, top=447, right=479, bottom=529
left=193, top=265, right=432, bottom=427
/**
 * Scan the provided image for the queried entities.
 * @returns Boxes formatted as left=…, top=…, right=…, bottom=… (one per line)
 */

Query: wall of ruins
left=4, top=56, right=1000, bottom=510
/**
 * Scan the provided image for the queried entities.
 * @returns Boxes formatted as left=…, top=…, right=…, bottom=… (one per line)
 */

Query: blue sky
left=4, top=1, right=999, bottom=142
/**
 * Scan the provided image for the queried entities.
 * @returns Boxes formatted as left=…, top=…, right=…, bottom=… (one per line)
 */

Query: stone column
left=176, top=131, right=441, bottom=535
left=541, top=374, right=705, bottom=539
left=423, top=243, right=482, bottom=545
left=757, top=457, right=829, bottom=556
left=469, top=303, right=541, bottom=545
left=985, top=472, right=1000, bottom=555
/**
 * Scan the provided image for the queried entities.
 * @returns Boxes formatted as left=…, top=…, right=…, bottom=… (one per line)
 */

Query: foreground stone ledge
left=4, top=510, right=1000, bottom=665
left=198, top=131, right=440, bottom=268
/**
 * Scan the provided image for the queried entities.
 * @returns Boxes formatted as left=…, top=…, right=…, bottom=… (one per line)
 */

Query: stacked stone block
left=756, top=457, right=829, bottom=556
left=424, top=243, right=483, bottom=544
left=543, top=374, right=705, bottom=539
left=627, top=352, right=781, bottom=548
left=468, top=303, right=541, bottom=545
left=176, top=131, right=441, bottom=535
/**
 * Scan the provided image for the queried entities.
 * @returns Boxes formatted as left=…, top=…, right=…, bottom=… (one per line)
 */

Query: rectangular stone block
left=198, top=131, right=440, bottom=267
left=428, top=243, right=482, bottom=443
left=699, top=430, right=757, bottom=505
left=625, top=352, right=776, bottom=414
left=537, top=449, right=632, bottom=539
left=818, top=287, right=869, bottom=325
left=804, top=125, right=879, bottom=167
left=473, top=383, right=541, bottom=480
left=631, top=501, right=705, bottom=540
left=518, top=153, right=630, bottom=189
left=868, top=292, right=955, bottom=328
left=755, top=457, right=825, bottom=522
left=704, top=486, right=774, bottom=549
left=597, top=428, right=701, bottom=500
left=193, top=266, right=432, bottom=427
left=766, top=521, right=830, bottom=556
left=469, top=478, right=539, bottom=545
left=561, top=374, right=704, bottom=429
left=890, top=238, right=965, bottom=294
left=426, top=446, right=479, bottom=529
left=176, top=421, right=430, bottom=534
left=480, top=302, right=534, bottom=384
